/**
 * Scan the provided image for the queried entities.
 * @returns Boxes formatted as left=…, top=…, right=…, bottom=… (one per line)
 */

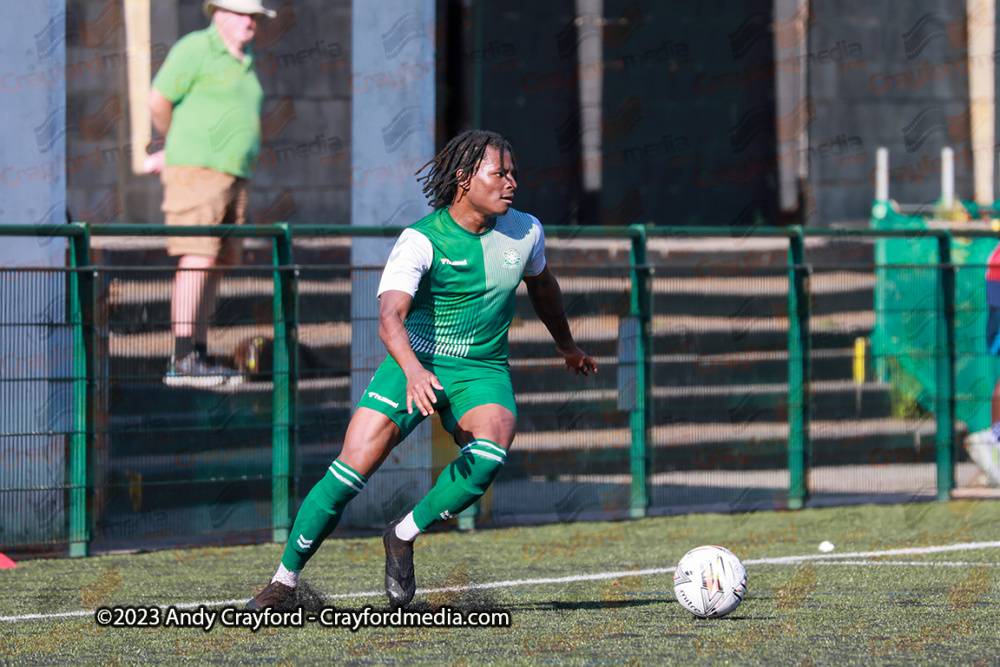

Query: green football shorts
left=355, top=354, right=518, bottom=439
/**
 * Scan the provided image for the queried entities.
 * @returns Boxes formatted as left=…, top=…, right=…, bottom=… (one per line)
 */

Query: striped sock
left=280, top=459, right=366, bottom=572
left=412, top=439, right=507, bottom=530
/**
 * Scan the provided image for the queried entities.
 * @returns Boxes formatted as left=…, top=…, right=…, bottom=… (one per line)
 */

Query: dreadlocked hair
left=416, top=130, right=517, bottom=209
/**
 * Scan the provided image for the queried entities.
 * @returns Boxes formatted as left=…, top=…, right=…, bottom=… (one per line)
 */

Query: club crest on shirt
left=502, top=247, right=521, bottom=269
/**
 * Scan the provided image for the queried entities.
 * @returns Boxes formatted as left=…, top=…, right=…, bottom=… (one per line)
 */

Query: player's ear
left=455, top=169, right=472, bottom=197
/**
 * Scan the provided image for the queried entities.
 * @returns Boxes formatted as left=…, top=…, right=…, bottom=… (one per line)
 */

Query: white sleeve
left=523, top=215, right=547, bottom=277
left=377, top=228, right=433, bottom=297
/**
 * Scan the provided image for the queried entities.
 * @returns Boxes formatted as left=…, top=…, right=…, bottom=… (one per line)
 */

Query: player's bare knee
left=456, top=406, right=517, bottom=448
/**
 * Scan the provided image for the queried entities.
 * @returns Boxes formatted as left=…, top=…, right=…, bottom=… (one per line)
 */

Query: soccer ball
left=673, top=545, right=748, bottom=618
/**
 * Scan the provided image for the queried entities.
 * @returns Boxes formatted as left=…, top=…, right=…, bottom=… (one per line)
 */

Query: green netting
left=870, top=201, right=1000, bottom=433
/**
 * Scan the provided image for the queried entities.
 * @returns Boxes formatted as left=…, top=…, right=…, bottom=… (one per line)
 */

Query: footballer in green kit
left=246, top=129, right=597, bottom=611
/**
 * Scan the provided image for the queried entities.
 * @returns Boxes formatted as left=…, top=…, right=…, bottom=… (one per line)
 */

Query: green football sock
left=281, top=459, right=366, bottom=571
left=412, top=439, right=507, bottom=530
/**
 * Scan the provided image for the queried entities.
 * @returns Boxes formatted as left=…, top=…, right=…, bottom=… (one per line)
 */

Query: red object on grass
left=0, top=553, right=16, bottom=568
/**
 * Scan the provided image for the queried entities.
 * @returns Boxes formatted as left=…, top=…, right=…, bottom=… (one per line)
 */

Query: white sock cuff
left=394, top=511, right=421, bottom=542
left=271, top=563, right=300, bottom=588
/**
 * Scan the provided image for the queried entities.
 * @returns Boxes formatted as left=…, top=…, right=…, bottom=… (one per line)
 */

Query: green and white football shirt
left=377, top=207, right=547, bottom=363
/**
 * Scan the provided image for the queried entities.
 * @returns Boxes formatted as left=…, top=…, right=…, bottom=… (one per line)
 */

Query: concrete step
left=654, top=379, right=893, bottom=422
left=102, top=415, right=956, bottom=487
left=516, top=380, right=894, bottom=433
left=643, top=348, right=866, bottom=386
left=101, top=274, right=351, bottom=335
left=105, top=377, right=892, bottom=438
left=508, top=345, right=875, bottom=389
left=100, top=317, right=873, bottom=371
left=106, top=376, right=350, bottom=423
left=89, top=237, right=348, bottom=268
left=102, top=322, right=351, bottom=380
left=89, top=469, right=274, bottom=540
left=544, top=235, right=874, bottom=273
left=646, top=271, right=874, bottom=317
left=647, top=311, right=874, bottom=358
left=100, top=313, right=874, bottom=386
left=98, top=270, right=876, bottom=331
left=508, top=417, right=957, bottom=474
left=87, top=233, right=875, bottom=271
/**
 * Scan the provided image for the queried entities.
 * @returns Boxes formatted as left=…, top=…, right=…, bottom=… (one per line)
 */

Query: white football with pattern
left=673, top=545, right=748, bottom=618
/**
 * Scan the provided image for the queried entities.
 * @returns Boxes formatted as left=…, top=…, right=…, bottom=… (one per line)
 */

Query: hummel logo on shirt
left=439, top=258, right=468, bottom=266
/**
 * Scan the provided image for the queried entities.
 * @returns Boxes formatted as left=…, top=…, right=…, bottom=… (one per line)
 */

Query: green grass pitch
left=1, top=501, right=998, bottom=665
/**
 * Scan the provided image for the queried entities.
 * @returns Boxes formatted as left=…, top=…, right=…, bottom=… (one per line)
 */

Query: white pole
left=968, top=0, right=995, bottom=205
left=876, top=147, right=889, bottom=202
left=576, top=0, right=603, bottom=193
left=941, top=147, right=955, bottom=211
left=123, top=0, right=152, bottom=175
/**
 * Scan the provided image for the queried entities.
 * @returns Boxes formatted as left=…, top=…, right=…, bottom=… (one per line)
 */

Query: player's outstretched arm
left=378, top=290, right=443, bottom=415
left=523, top=267, right=598, bottom=376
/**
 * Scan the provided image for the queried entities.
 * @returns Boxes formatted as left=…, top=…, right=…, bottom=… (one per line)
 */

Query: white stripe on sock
left=329, top=467, right=363, bottom=492
left=469, top=440, right=507, bottom=457
left=463, top=443, right=506, bottom=460
left=467, top=449, right=505, bottom=464
left=331, top=460, right=366, bottom=485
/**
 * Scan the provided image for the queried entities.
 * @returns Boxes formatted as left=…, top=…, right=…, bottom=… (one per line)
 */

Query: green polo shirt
left=152, top=24, right=264, bottom=178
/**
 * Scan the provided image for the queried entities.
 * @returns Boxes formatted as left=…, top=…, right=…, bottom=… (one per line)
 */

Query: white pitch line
left=782, top=561, right=1000, bottom=567
left=740, top=540, right=1000, bottom=566
left=3, top=540, right=1000, bottom=624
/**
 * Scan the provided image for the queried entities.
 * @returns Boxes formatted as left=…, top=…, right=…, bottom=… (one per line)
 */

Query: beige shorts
left=161, top=165, right=249, bottom=264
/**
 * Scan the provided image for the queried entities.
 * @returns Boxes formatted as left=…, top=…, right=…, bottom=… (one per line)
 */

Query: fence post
left=271, top=224, right=295, bottom=542
left=787, top=228, right=810, bottom=510
left=69, top=223, right=91, bottom=557
left=628, top=225, right=649, bottom=518
left=935, top=232, right=956, bottom=500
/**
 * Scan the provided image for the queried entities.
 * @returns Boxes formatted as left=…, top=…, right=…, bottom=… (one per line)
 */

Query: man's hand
left=143, top=150, right=165, bottom=174
left=558, top=344, right=597, bottom=376
left=403, top=363, right=444, bottom=416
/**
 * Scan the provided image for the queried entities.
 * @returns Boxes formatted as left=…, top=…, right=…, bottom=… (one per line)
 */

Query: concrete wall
left=0, top=1, right=69, bottom=547
left=476, top=0, right=779, bottom=229
left=808, top=0, right=973, bottom=224
left=59, top=1, right=992, bottom=231
left=64, top=0, right=133, bottom=226
left=347, top=0, right=437, bottom=525
left=65, top=0, right=352, bottom=229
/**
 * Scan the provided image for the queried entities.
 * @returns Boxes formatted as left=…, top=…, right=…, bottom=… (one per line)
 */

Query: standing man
left=146, top=0, right=276, bottom=387
left=246, top=130, right=598, bottom=610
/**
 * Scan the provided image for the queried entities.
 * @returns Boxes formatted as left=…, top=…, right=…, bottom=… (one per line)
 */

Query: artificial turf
left=1, top=500, right=998, bottom=665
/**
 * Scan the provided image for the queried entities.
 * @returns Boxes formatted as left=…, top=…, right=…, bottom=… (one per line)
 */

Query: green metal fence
left=0, top=222, right=983, bottom=557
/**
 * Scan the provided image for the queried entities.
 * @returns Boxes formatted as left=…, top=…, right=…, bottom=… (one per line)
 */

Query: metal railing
left=0, top=222, right=985, bottom=556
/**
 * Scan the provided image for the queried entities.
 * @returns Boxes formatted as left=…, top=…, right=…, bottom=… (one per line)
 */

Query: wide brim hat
left=203, top=0, right=277, bottom=19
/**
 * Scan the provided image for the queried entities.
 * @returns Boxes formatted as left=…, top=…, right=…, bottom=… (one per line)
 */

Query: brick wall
left=65, top=0, right=352, bottom=231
